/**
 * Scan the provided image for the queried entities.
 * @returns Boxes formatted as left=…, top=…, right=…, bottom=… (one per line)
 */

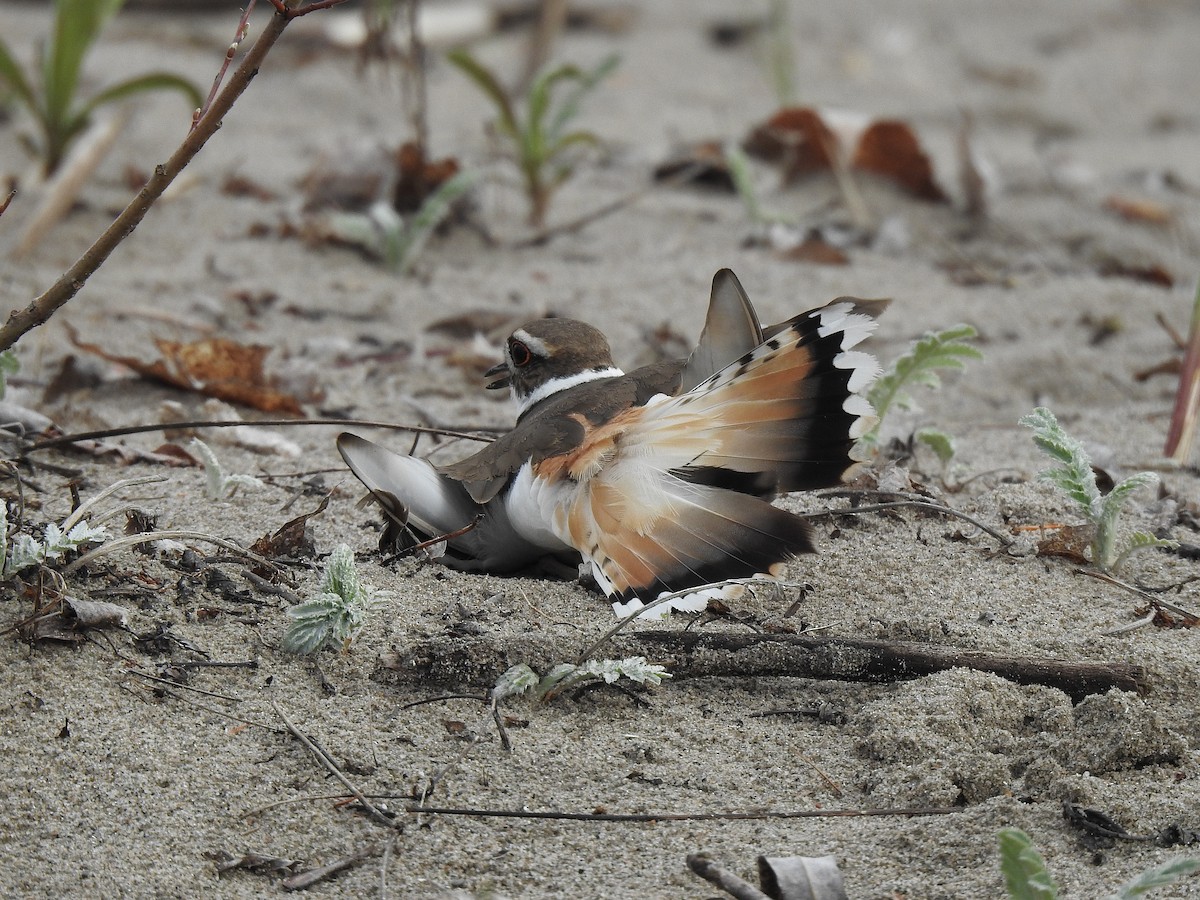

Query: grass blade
left=80, top=71, right=203, bottom=119
left=445, top=49, right=519, bottom=139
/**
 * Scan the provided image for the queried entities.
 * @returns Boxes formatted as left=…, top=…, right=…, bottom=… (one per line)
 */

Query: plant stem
left=0, top=1, right=349, bottom=353
left=1164, top=278, right=1200, bottom=463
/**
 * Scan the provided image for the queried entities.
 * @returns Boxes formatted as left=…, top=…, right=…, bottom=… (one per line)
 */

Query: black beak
left=484, top=361, right=511, bottom=390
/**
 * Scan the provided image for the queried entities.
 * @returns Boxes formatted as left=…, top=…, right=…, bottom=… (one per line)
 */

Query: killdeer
left=339, top=270, right=886, bottom=614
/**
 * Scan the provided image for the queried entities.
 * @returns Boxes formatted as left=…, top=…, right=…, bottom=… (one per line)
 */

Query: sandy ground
left=2, top=0, right=1200, bottom=897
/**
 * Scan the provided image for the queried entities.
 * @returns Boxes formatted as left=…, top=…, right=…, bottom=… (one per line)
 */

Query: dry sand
left=2, top=0, right=1200, bottom=897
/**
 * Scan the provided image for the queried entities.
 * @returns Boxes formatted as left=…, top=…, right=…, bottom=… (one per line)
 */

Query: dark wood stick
left=686, top=854, right=770, bottom=900
left=378, top=630, right=1148, bottom=700
left=633, top=631, right=1149, bottom=701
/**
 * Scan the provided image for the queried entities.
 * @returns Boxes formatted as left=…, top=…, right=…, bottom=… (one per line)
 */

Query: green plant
left=282, top=544, right=378, bottom=654
left=494, top=657, right=671, bottom=702
left=325, top=169, right=475, bottom=273
left=858, top=323, right=982, bottom=458
left=998, top=829, right=1057, bottom=900
left=725, top=142, right=794, bottom=228
left=0, top=0, right=201, bottom=176
left=765, top=0, right=797, bottom=106
left=1, top=503, right=107, bottom=578
left=1020, top=407, right=1175, bottom=572
left=190, top=438, right=263, bottom=500
left=446, top=49, right=618, bottom=228
left=998, top=828, right=1200, bottom=900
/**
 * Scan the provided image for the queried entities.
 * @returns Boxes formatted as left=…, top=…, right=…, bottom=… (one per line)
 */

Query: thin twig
left=403, top=0, right=428, bottom=152
left=24, top=418, right=498, bottom=453
left=1081, top=569, right=1200, bottom=623
left=129, top=669, right=243, bottom=703
left=193, top=0, right=256, bottom=130
left=407, top=515, right=481, bottom=555
left=804, top=498, right=1013, bottom=547
left=280, top=846, right=377, bottom=892
left=270, top=698, right=397, bottom=829
left=406, top=804, right=959, bottom=823
left=0, top=0, right=352, bottom=353
left=509, top=162, right=708, bottom=249
left=380, top=832, right=400, bottom=900
left=131, top=682, right=282, bottom=733
left=242, top=794, right=960, bottom=823
left=59, top=474, right=168, bottom=533
left=63, top=529, right=282, bottom=575
left=1100, top=610, right=1158, bottom=637
left=397, top=693, right=487, bottom=710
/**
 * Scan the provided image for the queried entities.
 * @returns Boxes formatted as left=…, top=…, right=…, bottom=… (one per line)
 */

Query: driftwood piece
left=374, top=629, right=1148, bottom=700
left=633, top=631, right=1148, bottom=701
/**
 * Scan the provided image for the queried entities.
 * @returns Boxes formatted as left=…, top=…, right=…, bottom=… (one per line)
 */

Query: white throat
left=516, top=366, right=624, bottom=416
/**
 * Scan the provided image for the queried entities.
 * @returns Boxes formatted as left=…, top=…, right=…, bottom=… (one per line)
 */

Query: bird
left=339, top=271, right=886, bottom=615
left=338, top=269, right=766, bottom=572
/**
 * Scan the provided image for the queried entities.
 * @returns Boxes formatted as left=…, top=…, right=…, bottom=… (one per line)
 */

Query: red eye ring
left=509, top=339, right=533, bottom=367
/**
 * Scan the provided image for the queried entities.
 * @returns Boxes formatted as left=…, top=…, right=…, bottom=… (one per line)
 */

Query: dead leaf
left=149, top=443, right=199, bottom=466
left=64, top=597, right=129, bottom=628
left=1035, top=523, right=1093, bottom=564
left=1095, top=258, right=1174, bottom=287
left=745, top=106, right=950, bottom=202
left=393, top=141, right=461, bottom=214
left=249, top=495, right=327, bottom=575
left=221, top=174, right=277, bottom=202
left=1104, top=195, right=1173, bottom=226
left=653, top=140, right=736, bottom=191
left=744, top=107, right=839, bottom=183
left=778, top=232, right=851, bottom=265
left=67, top=324, right=305, bottom=415
left=852, top=120, right=947, bottom=201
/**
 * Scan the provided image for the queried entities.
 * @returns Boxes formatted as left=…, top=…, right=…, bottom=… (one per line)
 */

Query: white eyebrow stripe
left=511, top=329, right=550, bottom=359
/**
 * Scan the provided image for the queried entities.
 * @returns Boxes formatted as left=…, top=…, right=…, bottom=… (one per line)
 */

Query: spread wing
left=532, top=297, right=885, bottom=601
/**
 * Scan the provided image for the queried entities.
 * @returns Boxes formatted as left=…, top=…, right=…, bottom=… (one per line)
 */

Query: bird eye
left=509, top=339, right=533, bottom=367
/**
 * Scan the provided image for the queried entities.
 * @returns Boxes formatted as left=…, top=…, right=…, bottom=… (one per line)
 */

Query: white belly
left=503, top=463, right=574, bottom=552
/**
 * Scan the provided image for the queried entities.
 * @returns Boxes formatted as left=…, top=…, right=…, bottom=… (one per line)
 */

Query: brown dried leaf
left=778, top=233, right=850, bottom=265
left=745, top=106, right=950, bottom=201
left=393, top=141, right=461, bottom=214
left=1104, top=194, right=1173, bottom=226
left=852, top=120, right=948, bottom=202
left=1095, top=258, right=1174, bottom=287
left=67, top=325, right=304, bottom=415
left=249, top=495, right=327, bottom=574
left=743, top=107, right=838, bottom=183
left=1035, top=523, right=1093, bottom=564
left=221, top=174, right=277, bottom=202
left=653, top=140, right=735, bottom=191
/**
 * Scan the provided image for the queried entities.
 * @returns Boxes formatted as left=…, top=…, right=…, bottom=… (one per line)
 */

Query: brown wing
left=542, top=297, right=885, bottom=600
left=439, top=376, right=643, bottom=503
